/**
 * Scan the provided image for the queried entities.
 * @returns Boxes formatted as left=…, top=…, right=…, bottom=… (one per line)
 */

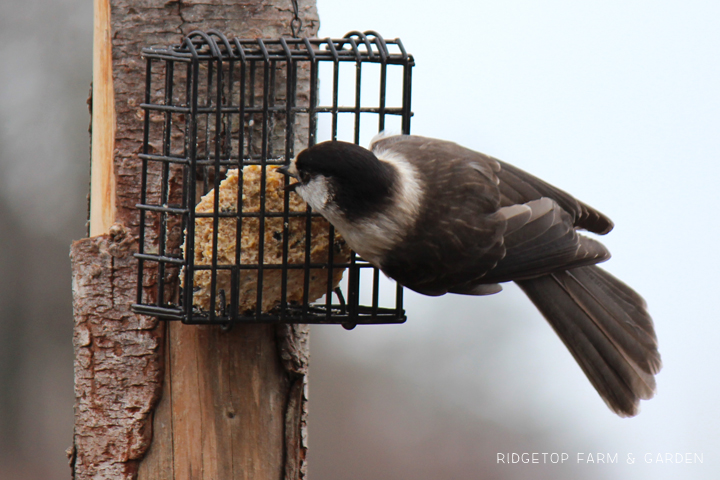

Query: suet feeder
left=132, top=30, right=414, bottom=328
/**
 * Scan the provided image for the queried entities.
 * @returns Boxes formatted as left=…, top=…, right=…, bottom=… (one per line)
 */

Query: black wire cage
left=132, top=30, right=415, bottom=327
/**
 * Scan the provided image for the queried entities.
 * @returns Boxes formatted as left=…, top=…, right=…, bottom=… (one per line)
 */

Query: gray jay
left=278, top=133, right=661, bottom=417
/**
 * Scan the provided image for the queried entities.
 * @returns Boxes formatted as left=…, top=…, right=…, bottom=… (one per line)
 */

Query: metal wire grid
left=132, top=30, right=414, bottom=326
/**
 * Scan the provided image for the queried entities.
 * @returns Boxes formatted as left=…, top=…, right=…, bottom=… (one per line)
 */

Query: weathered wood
left=72, top=1, right=319, bottom=479
left=70, top=225, right=162, bottom=480
left=137, top=323, right=307, bottom=480
left=143, top=323, right=290, bottom=479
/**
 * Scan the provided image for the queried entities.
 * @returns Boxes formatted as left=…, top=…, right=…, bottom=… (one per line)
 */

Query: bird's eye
left=301, top=171, right=311, bottom=183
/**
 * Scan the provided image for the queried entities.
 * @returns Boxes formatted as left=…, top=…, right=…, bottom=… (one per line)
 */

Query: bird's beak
left=276, top=165, right=293, bottom=177
left=276, top=164, right=300, bottom=192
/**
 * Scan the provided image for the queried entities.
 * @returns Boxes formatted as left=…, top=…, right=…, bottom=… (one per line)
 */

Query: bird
left=277, top=133, right=661, bottom=417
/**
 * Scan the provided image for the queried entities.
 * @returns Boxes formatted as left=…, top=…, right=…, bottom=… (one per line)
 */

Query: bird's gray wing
left=479, top=197, right=610, bottom=283
left=494, top=159, right=614, bottom=234
left=373, top=135, right=610, bottom=289
left=374, top=134, right=613, bottom=234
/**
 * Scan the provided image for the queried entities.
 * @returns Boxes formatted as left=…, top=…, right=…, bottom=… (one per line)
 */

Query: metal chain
left=290, top=0, right=303, bottom=37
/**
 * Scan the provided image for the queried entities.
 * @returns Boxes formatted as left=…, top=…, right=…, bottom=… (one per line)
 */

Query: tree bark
left=71, top=1, right=318, bottom=479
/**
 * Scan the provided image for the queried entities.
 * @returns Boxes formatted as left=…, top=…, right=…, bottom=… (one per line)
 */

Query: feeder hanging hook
left=290, top=0, right=303, bottom=38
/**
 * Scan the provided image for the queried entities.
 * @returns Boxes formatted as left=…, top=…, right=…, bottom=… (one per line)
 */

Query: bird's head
left=277, top=140, right=398, bottom=222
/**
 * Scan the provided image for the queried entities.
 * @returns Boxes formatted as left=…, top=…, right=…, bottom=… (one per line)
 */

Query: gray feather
left=495, top=160, right=614, bottom=234
left=483, top=198, right=610, bottom=283
left=517, top=266, right=661, bottom=417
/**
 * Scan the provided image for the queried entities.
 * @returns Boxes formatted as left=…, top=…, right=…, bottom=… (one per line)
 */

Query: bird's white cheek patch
left=296, top=176, right=330, bottom=212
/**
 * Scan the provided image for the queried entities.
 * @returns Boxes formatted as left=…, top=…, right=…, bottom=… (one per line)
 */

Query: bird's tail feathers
left=516, top=265, right=661, bottom=417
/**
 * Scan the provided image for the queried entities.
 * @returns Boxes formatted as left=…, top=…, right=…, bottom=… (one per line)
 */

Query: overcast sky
left=314, top=1, right=720, bottom=479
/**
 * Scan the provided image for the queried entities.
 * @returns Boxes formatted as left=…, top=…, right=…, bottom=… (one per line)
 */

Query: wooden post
left=70, top=1, right=319, bottom=479
left=89, top=0, right=115, bottom=236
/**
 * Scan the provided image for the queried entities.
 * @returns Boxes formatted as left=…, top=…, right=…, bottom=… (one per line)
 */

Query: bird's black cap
left=296, top=141, right=398, bottom=220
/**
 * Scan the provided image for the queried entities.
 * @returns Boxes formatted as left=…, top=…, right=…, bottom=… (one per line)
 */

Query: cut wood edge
left=90, top=0, right=116, bottom=236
